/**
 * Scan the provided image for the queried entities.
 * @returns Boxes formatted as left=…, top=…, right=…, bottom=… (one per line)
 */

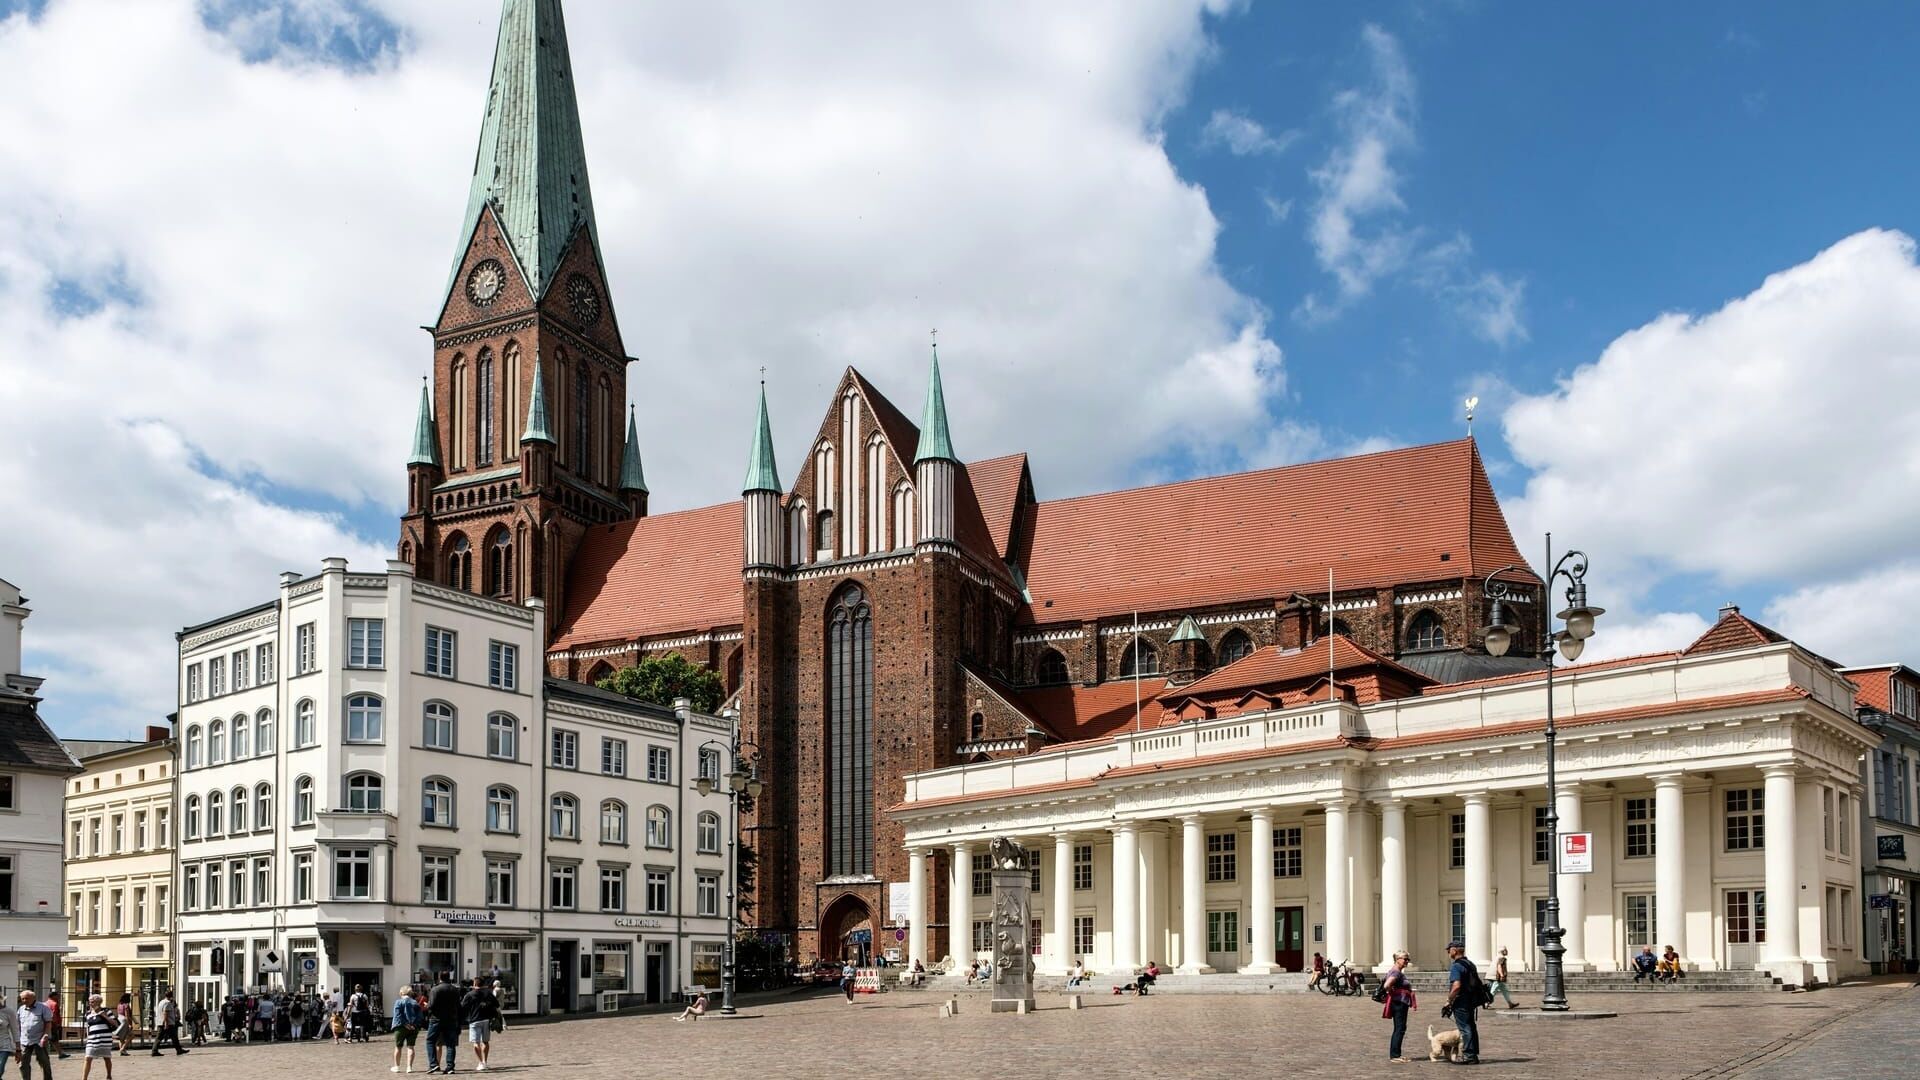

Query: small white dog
left=1428, top=1024, right=1464, bottom=1062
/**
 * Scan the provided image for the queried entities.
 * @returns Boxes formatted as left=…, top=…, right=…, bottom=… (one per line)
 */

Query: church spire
left=743, top=383, right=782, bottom=494
left=408, top=377, right=441, bottom=467
left=619, top=406, right=648, bottom=494
left=522, top=353, right=555, bottom=444
left=448, top=0, right=601, bottom=303
left=914, top=339, right=958, bottom=465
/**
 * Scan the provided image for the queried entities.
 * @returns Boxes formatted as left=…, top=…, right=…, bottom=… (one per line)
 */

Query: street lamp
left=1481, top=535, right=1602, bottom=1013
left=698, top=711, right=760, bottom=1016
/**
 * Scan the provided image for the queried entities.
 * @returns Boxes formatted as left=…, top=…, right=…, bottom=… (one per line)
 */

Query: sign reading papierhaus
left=434, top=910, right=499, bottom=927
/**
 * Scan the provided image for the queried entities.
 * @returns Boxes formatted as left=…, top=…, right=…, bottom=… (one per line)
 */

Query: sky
left=3, top=0, right=1918, bottom=738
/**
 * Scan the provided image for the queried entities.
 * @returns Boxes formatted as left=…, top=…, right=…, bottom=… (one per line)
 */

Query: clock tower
left=399, top=0, right=645, bottom=636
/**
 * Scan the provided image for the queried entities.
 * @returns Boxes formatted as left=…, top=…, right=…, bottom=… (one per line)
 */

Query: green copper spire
left=619, top=406, right=648, bottom=493
left=522, top=353, right=555, bottom=444
left=408, top=377, right=441, bottom=468
left=446, top=0, right=603, bottom=303
left=1169, top=615, right=1204, bottom=644
left=914, top=342, right=958, bottom=465
left=742, top=384, right=782, bottom=494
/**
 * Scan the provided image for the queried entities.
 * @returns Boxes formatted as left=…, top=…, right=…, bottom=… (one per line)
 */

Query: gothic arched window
left=450, top=356, right=469, bottom=470
left=476, top=347, right=495, bottom=467
left=1035, top=649, right=1069, bottom=686
left=447, top=535, right=472, bottom=592
left=969, top=713, right=985, bottom=742
left=892, top=480, right=914, bottom=549
left=504, top=342, right=522, bottom=462
left=574, top=364, right=591, bottom=478
left=487, top=528, right=513, bottom=598
left=1406, top=610, right=1446, bottom=651
left=827, top=584, right=874, bottom=876
left=1218, top=629, right=1254, bottom=666
left=1118, top=638, right=1159, bottom=677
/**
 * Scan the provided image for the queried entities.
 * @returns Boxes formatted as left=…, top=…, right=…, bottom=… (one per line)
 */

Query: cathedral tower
left=397, top=0, right=636, bottom=634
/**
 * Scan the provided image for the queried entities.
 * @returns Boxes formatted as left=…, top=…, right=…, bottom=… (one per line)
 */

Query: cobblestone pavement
left=81, top=982, right=1914, bottom=1080
left=1726, top=981, right=1920, bottom=1078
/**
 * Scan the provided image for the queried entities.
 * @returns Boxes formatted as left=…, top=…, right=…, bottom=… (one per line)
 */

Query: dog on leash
left=1428, top=1024, right=1465, bottom=1062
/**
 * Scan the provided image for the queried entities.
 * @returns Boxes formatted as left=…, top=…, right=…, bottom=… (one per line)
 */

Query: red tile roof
left=1018, top=677, right=1167, bottom=741
left=1018, top=438, right=1532, bottom=626
left=1682, top=607, right=1788, bottom=656
left=966, top=453, right=1029, bottom=561
left=550, top=502, right=744, bottom=649
left=1845, top=666, right=1895, bottom=713
left=1163, top=635, right=1430, bottom=702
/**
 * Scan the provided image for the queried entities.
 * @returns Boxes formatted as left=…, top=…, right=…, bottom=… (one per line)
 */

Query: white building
left=894, top=608, right=1875, bottom=989
left=172, top=559, right=735, bottom=1014
left=0, top=576, right=81, bottom=998
left=61, top=734, right=175, bottom=1020
left=1844, top=664, right=1920, bottom=972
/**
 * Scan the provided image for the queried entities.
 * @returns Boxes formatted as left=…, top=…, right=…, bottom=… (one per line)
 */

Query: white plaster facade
left=0, top=577, right=79, bottom=999
left=1849, top=665, right=1920, bottom=972
left=62, top=738, right=175, bottom=1019
left=896, top=640, right=1876, bottom=988
left=172, top=559, right=734, bottom=1015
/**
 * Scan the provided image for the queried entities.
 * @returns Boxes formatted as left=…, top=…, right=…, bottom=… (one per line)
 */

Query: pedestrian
left=81, top=994, right=115, bottom=1080
left=490, top=981, right=507, bottom=1032
left=44, top=992, right=66, bottom=1061
left=182, top=998, right=205, bottom=1046
left=1443, top=939, right=1484, bottom=1066
left=390, top=984, right=422, bottom=1074
left=0, top=990, right=16, bottom=1075
left=1490, top=947, right=1518, bottom=1009
left=425, top=971, right=462, bottom=1075
left=288, top=995, right=306, bottom=1041
left=460, top=977, right=498, bottom=1072
left=347, top=984, right=372, bottom=1043
left=16, top=990, right=55, bottom=1080
left=151, top=990, right=187, bottom=1057
left=112, top=993, right=134, bottom=1056
left=673, top=993, right=708, bottom=1022
left=840, top=961, right=856, bottom=1002
left=256, top=993, right=278, bottom=1041
left=1380, top=950, right=1417, bottom=1062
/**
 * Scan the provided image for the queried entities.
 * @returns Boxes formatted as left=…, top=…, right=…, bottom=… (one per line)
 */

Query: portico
left=895, top=633, right=1876, bottom=988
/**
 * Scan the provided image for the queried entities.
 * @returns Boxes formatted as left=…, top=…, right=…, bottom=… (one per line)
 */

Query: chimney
left=1719, top=602, right=1741, bottom=618
left=1276, top=595, right=1315, bottom=650
left=144, top=725, right=169, bottom=743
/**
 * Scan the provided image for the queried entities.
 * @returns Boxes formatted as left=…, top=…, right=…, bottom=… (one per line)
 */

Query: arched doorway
left=819, top=893, right=875, bottom=965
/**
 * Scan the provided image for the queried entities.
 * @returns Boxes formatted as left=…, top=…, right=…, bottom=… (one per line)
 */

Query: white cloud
left=1299, top=24, right=1525, bottom=344
left=1765, top=562, right=1920, bottom=668
left=1200, top=108, right=1299, bottom=156
left=0, top=0, right=1283, bottom=734
left=1503, top=228, right=1920, bottom=666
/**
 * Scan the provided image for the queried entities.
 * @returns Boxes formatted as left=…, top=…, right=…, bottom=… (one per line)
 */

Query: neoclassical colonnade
left=897, top=645, right=1876, bottom=987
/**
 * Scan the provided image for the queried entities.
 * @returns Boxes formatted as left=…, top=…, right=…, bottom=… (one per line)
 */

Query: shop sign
left=1869, top=894, right=1893, bottom=909
left=1879, top=835, right=1907, bottom=861
left=613, top=917, right=663, bottom=929
left=433, top=909, right=498, bottom=926
left=1559, top=832, right=1594, bottom=874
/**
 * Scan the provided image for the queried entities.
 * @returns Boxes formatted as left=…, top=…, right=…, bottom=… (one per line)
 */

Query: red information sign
left=1559, top=832, right=1594, bottom=874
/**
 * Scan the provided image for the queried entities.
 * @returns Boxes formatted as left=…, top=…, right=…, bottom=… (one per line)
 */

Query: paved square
left=89, top=982, right=1916, bottom=1080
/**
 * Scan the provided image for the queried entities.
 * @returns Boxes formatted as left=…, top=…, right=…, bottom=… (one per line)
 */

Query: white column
left=908, top=847, right=929, bottom=969
left=1379, top=799, right=1407, bottom=969
left=1653, top=773, right=1687, bottom=961
left=1051, top=834, right=1075, bottom=973
left=1763, top=766, right=1803, bottom=969
left=1178, top=815, right=1211, bottom=971
left=1350, top=804, right=1378, bottom=969
left=1111, top=823, right=1140, bottom=970
left=948, top=842, right=972, bottom=965
left=1138, top=824, right=1168, bottom=966
left=1554, top=785, right=1587, bottom=969
left=1323, top=799, right=1350, bottom=965
left=1245, top=807, right=1277, bottom=973
left=1463, top=792, right=1492, bottom=961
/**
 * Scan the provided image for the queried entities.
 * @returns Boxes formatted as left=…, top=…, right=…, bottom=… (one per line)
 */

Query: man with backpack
left=1443, top=940, right=1484, bottom=1065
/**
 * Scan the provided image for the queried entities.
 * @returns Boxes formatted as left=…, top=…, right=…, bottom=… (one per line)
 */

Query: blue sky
left=4, top=0, right=1919, bottom=737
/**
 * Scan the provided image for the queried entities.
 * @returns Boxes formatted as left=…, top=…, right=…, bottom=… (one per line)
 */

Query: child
left=329, top=1008, right=347, bottom=1044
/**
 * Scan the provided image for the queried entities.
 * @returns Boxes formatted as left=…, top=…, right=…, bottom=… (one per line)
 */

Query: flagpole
left=1133, top=610, right=1142, bottom=732
left=1328, top=568, right=1335, bottom=702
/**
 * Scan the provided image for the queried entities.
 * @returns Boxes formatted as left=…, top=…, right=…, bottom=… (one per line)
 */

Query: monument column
left=1463, top=792, right=1491, bottom=960
left=1179, top=815, right=1211, bottom=971
left=1244, top=806, right=1277, bottom=973
left=1051, top=833, right=1075, bottom=973
left=1554, top=784, right=1587, bottom=969
left=1652, top=773, right=1687, bottom=961
left=1323, top=799, right=1351, bottom=965
left=1111, top=823, right=1140, bottom=970
left=1379, top=799, right=1407, bottom=969
left=948, top=841, right=972, bottom=964
left=908, top=847, right=929, bottom=969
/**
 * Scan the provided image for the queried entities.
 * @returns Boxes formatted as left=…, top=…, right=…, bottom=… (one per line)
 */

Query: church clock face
left=466, top=259, right=506, bottom=307
left=566, top=273, right=601, bottom=327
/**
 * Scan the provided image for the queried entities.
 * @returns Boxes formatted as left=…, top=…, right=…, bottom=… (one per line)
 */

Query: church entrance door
left=819, top=894, right=875, bottom=965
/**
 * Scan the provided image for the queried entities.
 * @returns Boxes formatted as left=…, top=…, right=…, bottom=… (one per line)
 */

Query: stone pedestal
left=988, top=839, right=1036, bottom=1014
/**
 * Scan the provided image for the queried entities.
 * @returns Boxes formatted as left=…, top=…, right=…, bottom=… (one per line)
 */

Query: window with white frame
left=231, top=649, right=248, bottom=690
left=231, top=714, right=249, bottom=760
left=487, top=859, right=515, bottom=907
left=971, top=853, right=991, bottom=896
left=184, top=795, right=200, bottom=839
left=1895, top=679, right=1918, bottom=720
left=1073, top=916, right=1095, bottom=959
left=424, top=626, right=456, bottom=678
left=422, top=778, right=454, bottom=827
left=551, top=729, right=578, bottom=769
left=295, top=699, right=315, bottom=746
left=1448, top=901, right=1466, bottom=947
left=487, top=786, right=516, bottom=833
left=423, top=701, right=456, bottom=750
left=187, top=664, right=202, bottom=703
left=256, top=642, right=274, bottom=684
left=1534, top=806, right=1552, bottom=864
left=1839, top=793, right=1852, bottom=855
left=645, top=805, right=670, bottom=849
left=255, top=708, right=275, bottom=754
left=255, top=783, right=271, bottom=830
left=296, top=622, right=316, bottom=673
left=185, top=725, right=202, bottom=769
left=344, top=772, right=383, bottom=813
left=423, top=854, right=454, bottom=904
left=1274, top=826, right=1303, bottom=878
left=1726, top=787, right=1766, bottom=851
left=293, top=776, right=313, bottom=825
left=208, top=655, right=225, bottom=696
left=548, top=864, right=578, bottom=910
left=645, top=870, right=671, bottom=914
left=334, top=848, right=372, bottom=899
left=1206, top=832, right=1237, bottom=882
left=230, top=786, right=248, bottom=832
left=599, top=866, right=625, bottom=912
left=602, top=801, right=629, bottom=845
left=1823, top=788, right=1834, bottom=850
left=1073, top=844, right=1094, bottom=890
left=0, top=857, right=15, bottom=913
left=488, top=713, right=518, bottom=759
left=697, top=812, right=721, bottom=854
left=253, top=856, right=270, bottom=906
left=293, top=851, right=312, bottom=903
left=1449, top=814, right=1465, bottom=869
left=972, top=919, right=992, bottom=952
left=347, top=618, right=384, bottom=668
left=601, top=738, right=627, bottom=777
left=207, top=791, right=223, bottom=835
left=488, top=641, right=518, bottom=690
left=697, top=872, right=720, bottom=917
left=183, top=867, right=199, bottom=911
left=345, top=694, right=384, bottom=742
left=208, top=719, right=225, bottom=765
left=1625, top=798, right=1654, bottom=858
left=550, top=794, right=579, bottom=839
left=646, top=746, right=671, bottom=783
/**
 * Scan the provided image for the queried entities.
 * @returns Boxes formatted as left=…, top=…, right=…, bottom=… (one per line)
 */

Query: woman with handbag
left=1380, top=951, right=1417, bottom=1063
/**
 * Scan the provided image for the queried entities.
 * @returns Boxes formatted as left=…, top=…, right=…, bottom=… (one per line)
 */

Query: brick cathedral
left=401, top=0, right=1546, bottom=965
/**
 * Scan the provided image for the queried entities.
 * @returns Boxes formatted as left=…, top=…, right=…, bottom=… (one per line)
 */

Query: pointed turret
left=446, top=0, right=602, bottom=305
left=522, top=355, right=555, bottom=445
left=914, top=342, right=958, bottom=551
left=408, top=378, right=441, bottom=468
left=1167, top=614, right=1207, bottom=685
left=743, top=384, right=784, bottom=572
left=619, top=405, right=649, bottom=518
left=518, top=350, right=556, bottom=492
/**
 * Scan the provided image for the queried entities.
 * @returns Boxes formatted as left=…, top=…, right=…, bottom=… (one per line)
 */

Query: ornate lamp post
left=695, top=712, right=762, bottom=1017
left=1481, top=535, right=1602, bottom=1012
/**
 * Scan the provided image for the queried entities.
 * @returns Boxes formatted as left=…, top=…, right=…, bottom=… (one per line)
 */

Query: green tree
left=596, top=652, right=726, bottom=714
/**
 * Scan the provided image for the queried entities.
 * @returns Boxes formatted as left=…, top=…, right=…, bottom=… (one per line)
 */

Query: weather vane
left=1464, top=395, right=1479, bottom=436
